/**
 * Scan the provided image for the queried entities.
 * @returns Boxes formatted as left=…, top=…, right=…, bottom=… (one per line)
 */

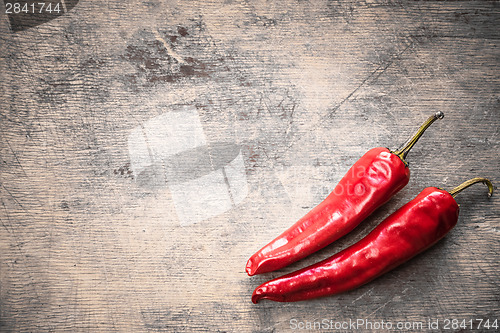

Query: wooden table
left=1, top=1, right=499, bottom=331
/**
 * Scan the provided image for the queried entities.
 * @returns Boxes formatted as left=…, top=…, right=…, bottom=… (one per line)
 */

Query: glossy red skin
left=252, top=187, right=459, bottom=303
left=246, top=147, right=410, bottom=276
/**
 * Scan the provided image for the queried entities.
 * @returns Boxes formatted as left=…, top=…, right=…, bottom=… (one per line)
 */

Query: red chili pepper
left=252, top=178, right=494, bottom=303
left=246, top=112, right=444, bottom=276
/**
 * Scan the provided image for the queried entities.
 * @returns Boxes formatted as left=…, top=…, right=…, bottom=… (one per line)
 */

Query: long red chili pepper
left=252, top=177, right=494, bottom=303
left=246, top=112, right=444, bottom=276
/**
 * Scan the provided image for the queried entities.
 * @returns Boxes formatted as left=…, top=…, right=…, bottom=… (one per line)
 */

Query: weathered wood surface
left=1, top=1, right=499, bottom=332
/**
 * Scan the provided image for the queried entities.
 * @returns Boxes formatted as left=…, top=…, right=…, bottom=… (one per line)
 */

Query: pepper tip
left=246, top=259, right=255, bottom=276
left=251, top=288, right=264, bottom=304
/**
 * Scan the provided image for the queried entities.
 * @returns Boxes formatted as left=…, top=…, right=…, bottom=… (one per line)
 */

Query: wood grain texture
left=0, top=0, right=499, bottom=332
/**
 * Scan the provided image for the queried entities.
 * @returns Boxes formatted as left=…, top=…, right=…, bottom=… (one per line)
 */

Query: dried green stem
left=449, top=177, right=494, bottom=198
left=392, top=111, right=444, bottom=163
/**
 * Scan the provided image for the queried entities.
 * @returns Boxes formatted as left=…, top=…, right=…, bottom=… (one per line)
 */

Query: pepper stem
left=392, top=111, right=444, bottom=163
left=449, top=177, right=494, bottom=198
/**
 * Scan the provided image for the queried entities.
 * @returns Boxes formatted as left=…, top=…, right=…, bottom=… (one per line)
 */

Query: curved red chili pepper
left=252, top=178, right=493, bottom=303
left=246, top=112, right=444, bottom=276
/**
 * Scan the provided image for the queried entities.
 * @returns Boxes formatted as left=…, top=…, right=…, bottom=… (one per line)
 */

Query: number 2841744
left=5, top=2, right=62, bottom=14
